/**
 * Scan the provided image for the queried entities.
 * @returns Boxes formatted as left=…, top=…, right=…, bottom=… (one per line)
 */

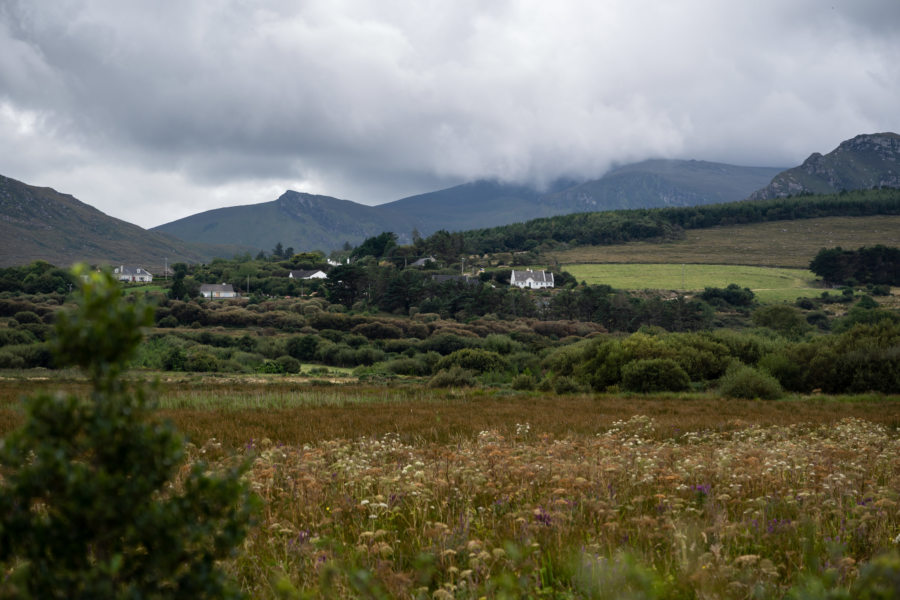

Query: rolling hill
left=152, top=190, right=419, bottom=255
left=0, top=175, right=235, bottom=268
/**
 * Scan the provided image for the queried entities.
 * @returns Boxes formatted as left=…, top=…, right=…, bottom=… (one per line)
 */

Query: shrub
left=510, top=373, right=536, bottom=390
left=553, top=375, right=586, bottom=394
left=157, top=314, right=179, bottom=328
left=286, top=334, right=319, bottom=360
left=0, top=266, right=255, bottom=598
left=621, top=358, right=691, bottom=393
left=718, top=365, right=783, bottom=399
left=12, top=310, right=41, bottom=324
left=275, top=355, right=302, bottom=374
left=436, top=348, right=508, bottom=374
left=752, top=305, right=812, bottom=338
left=428, top=366, right=476, bottom=388
left=184, top=349, right=219, bottom=372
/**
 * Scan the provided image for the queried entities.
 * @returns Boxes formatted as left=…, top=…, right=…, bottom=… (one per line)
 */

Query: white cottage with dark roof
left=510, top=269, right=554, bottom=289
left=112, top=265, right=153, bottom=283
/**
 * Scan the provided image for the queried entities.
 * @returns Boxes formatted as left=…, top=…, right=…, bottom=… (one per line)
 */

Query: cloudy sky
left=1, top=0, right=898, bottom=228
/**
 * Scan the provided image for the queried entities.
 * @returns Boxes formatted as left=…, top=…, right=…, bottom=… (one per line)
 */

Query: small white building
left=199, top=283, right=237, bottom=299
left=113, top=265, right=153, bottom=283
left=288, top=269, right=327, bottom=280
left=510, top=269, right=554, bottom=290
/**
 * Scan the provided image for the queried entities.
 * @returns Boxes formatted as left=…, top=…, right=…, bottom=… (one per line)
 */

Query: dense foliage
left=442, top=188, right=900, bottom=254
left=0, top=267, right=256, bottom=598
left=810, top=244, right=900, bottom=286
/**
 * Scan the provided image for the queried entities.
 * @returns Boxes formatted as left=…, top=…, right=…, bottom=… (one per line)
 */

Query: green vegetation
left=562, top=263, right=819, bottom=302
left=0, top=267, right=255, bottom=597
left=546, top=215, right=900, bottom=268
left=453, top=187, right=900, bottom=254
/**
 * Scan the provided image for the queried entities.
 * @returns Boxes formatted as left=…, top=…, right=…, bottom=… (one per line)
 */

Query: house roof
left=289, top=269, right=325, bottom=278
left=511, top=269, right=554, bottom=283
left=409, top=256, right=436, bottom=267
left=199, top=283, right=235, bottom=293
left=114, top=266, right=151, bottom=276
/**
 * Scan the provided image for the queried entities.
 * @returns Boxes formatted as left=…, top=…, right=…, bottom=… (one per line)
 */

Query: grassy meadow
left=3, top=375, right=900, bottom=598
left=545, top=215, right=900, bottom=268
left=560, top=263, right=820, bottom=303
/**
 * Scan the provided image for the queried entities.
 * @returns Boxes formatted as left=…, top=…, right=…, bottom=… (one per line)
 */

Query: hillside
left=0, top=175, right=231, bottom=268
left=156, top=160, right=784, bottom=253
left=749, top=132, right=900, bottom=200
left=152, top=190, right=419, bottom=255
left=539, top=160, right=784, bottom=212
left=546, top=214, right=900, bottom=268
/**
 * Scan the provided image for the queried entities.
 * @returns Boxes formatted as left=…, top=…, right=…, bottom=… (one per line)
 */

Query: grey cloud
left=0, top=0, right=898, bottom=225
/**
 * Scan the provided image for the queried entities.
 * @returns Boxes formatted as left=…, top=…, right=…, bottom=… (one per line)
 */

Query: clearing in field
left=561, top=262, right=820, bottom=302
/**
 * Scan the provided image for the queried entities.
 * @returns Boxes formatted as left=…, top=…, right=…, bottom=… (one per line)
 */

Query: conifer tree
left=0, top=266, right=256, bottom=598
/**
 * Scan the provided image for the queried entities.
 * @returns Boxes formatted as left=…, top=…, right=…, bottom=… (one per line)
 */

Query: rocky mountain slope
left=748, top=132, right=900, bottom=200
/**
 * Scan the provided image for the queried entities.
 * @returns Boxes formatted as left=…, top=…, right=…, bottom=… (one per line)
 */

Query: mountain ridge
left=152, top=159, right=787, bottom=253
left=748, top=132, right=900, bottom=200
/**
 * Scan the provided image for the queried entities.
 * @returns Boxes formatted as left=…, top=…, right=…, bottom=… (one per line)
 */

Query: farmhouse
left=409, top=256, right=436, bottom=268
left=510, top=269, right=554, bottom=289
left=199, top=283, right=237, bottom=299
left=112, top=265, right=153, bottom=283
left=288, top=269, right=327, bottom=280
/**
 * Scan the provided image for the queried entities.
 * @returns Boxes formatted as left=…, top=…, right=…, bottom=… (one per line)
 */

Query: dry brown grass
left=546, top=215, right=900, bottom=268
left=2, top=377, right=898, bottom=448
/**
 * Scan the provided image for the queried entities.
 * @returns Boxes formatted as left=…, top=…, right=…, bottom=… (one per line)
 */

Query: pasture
left=2, top=375, right=900, bottom=598
left=560, top=263, right=820, bottom=303
left=545, top=215, right=900, bottom=268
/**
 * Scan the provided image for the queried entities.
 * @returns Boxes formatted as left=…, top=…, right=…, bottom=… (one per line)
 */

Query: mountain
left=538, top=160, right=784, bottom=212
left=376, top=179, right=578, bottom=233
left=154, top=160, right=783, bottom=253
left=0, top=175, right=231, bottom=268
left=152, top=190, right=418, bottom=254
left=748, top=132, right=900, bottom=200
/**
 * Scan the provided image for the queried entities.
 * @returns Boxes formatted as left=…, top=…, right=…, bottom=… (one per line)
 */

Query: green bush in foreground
left=0, top=266, right=257, bottom=598
left=719, top=364, right=783, bottom=399
left=621, top=358, right=691, bottom=393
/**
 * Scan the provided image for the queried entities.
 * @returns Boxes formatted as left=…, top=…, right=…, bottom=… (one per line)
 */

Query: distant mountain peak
left=749, top=132, right=900, bottom=200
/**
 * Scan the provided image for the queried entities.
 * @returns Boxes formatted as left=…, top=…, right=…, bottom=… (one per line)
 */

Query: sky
left=1, top=0, right=899, bottom=228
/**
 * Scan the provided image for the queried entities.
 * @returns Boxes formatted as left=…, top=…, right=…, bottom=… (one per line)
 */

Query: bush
left=12, top=310, right=41, bottom=324
left=275, top=355, right=302, bottom=374
left=621, top=358, right=691, bottom=393
left=286, top=334, right=319, bottom=360
left=553, top=375, right=586, bottom=394
left=0, top=267, right=255, bottom=598
left=436, top=348, right=508, bottom=374
left=510, top=373, right=536, bottom=390
left=157, top=314, right=179, bottom=328
left=428, top=366, right=476, bottom=388
left=718, top=365, right=783, bottom=399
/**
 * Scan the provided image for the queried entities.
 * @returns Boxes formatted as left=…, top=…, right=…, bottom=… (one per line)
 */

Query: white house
left=288, top=269, right=327, bottom=280
left=113, top=265, right=153, bottom=283
left=409, top=256, right=436, bottom=268
left=510, top=269, right=554, bottom=289
left=199, top=283, right=237, bottom=299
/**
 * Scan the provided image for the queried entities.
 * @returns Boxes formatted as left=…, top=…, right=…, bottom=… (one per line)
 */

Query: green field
left=562, top=263, right=820, bottom=303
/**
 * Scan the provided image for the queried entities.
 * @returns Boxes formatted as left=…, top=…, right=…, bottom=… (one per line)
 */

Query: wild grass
left=561, top=263, right=819, bottom=303
left=216, top=415, right=900, bottom=598
left=4, top=376, right=900, bottom=597
left=545, top=215, right=900, bottom=268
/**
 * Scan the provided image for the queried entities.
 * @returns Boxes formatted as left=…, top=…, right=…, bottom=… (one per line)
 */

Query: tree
left=0, top=266, right=256, bottom=598
left=272, top=241, right=285, bottom=259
